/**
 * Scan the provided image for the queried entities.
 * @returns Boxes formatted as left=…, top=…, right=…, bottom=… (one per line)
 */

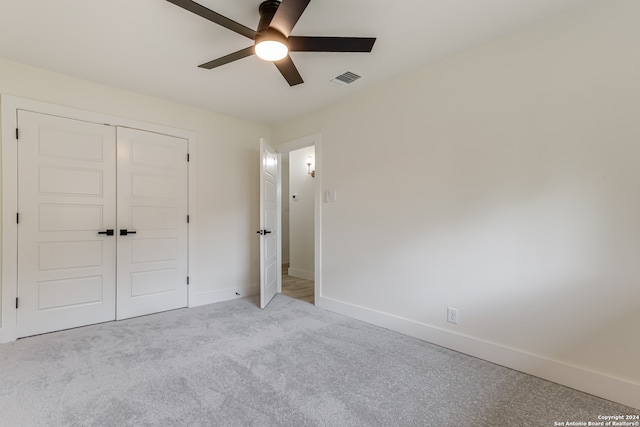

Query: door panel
left=39, top=166, right=103, bottom=195
left=116, top=127, right=188, bottom=320
left=37, top=276, right=104, bottom=309
left=36, top=129, right=105, bottom=160
left=38, top=241, right=103, bottom=270
left=39, top=205, right=103, bottom=230
left=132, top=174, right=178, bottom=198
left=259, top=139, right=280, bottom=309
left=131, top=207, right=178, bottom=229
left=131, top=238, right=178, bottom=263
left=17, top=111, right=117, bottom=338
left=130, top=269, right=181, bottom=296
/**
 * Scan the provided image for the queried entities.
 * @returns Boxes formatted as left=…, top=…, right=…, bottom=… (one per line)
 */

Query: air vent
left=330, top=71, right=362, bottom=87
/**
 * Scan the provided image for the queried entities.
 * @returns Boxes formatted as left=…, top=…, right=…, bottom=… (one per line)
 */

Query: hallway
left=281, top=264, right=314, bottom=304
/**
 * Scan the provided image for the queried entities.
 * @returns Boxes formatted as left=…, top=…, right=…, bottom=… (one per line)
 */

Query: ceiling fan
left=166, top=0, right=377, bottom=86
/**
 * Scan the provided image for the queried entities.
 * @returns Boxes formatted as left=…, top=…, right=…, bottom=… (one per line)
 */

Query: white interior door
left=17, top=111, right=117, bottom=338
left=259, top=138, right=281, bottom=308
left=116, top=127, right=189, bottom=320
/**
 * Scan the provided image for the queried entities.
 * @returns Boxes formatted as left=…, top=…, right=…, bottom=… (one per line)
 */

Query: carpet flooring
left=0, top=295, right=635, bottom=426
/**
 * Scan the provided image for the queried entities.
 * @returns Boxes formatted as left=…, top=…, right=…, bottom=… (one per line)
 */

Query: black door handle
left=120, top=229, right=137, bottom=236
left=98, top=229, right=114, bottom=236
left=256, top=229, right=272, bottom=235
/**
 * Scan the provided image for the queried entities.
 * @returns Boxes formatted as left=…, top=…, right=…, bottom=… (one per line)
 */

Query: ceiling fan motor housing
left=255, top=28, right=287, bottom=46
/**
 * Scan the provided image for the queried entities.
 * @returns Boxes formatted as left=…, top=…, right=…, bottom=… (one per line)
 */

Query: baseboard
left=287, top=267, right=314, bottom=281
left=319, top=296, right=640, bottom=410
left=0, top=286, right=260, bottom=344
left=190, top=284, right=259, bottom=307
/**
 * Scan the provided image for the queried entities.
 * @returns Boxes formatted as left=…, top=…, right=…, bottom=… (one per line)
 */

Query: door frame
left=0, top=95, right=197, bottom=343
left=276, top=133, right=322, bottom=307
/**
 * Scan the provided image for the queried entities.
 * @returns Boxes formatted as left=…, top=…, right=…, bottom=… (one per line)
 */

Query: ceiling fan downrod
left=258, top=0, right=281, bottom=32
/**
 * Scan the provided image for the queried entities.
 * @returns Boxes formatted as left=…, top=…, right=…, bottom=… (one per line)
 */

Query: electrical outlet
left=447, top=307, right=459, bottom=324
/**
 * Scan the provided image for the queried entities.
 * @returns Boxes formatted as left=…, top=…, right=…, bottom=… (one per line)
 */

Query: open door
left=259, top=138, right=281, bottom=308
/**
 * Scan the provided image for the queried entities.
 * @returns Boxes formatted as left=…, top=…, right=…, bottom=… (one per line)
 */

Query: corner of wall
left=190, top=284, right=259, bottom=308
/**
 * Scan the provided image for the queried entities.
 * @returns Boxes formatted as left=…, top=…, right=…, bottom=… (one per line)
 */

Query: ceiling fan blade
left=198, top=46, right=255, bottom=69
left=166, top=0, right=257, bottom=40
left=274, top=56, right=304, bottom=86
left=269, top=0, right=311, bottom=37
left=288, top=36, right=376, bottom=52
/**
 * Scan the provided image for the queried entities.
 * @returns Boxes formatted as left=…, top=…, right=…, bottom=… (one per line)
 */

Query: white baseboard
left=287, top=267, right=314, bottom=281
left=0, top=286, right=260, bottom=344
left=319, top=296, right=640, bottom=410
left=190, top=284, right=259, bottom=307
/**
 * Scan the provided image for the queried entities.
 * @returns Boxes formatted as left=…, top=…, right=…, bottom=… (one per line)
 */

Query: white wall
left=288, top=146, right=315, bottom=280
left=281, top=155, right=290, bottom=264
left=0, top=57, right=269, bottom=328
left=273, top=0, right=640, bottom=409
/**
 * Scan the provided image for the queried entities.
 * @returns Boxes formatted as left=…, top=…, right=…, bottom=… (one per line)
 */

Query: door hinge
left=187, top=215, right=190, bottom=223
left=16, top=213, right=19, bottom=224
left=186, top=276, right=190, bottom=285
left=16, top=298, right=19, bottom=309
left=16, top=128, right=19, bottom=140
left=187, top=153, right=190, bottom=162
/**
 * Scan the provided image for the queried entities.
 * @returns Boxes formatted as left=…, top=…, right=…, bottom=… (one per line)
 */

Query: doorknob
left=256, top=229, right=272, bottom=235
left=98, top=229, right=114, bottom=236
left=120, top=229, right=137, bottom=236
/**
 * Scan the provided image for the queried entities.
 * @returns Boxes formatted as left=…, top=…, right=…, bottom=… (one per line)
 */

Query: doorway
left=277, top=135, right=320, bottom=305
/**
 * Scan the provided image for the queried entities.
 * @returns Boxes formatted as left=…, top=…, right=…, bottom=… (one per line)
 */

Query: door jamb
left=276, top=133, right=322, bottom=307
left=0, top=95, right=197, bottom=343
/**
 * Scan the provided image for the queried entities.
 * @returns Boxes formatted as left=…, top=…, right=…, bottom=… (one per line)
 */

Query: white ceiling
left=0, top=0, right=590, bottom=124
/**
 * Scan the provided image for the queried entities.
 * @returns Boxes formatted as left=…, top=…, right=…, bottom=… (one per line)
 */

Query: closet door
left=17, top=111, right=117, bottom=338
left=116, top=127, right=189, bottom=320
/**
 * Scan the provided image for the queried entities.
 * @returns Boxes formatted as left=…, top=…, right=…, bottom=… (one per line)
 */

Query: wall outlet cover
left=447, top=307, right=459, bottom=324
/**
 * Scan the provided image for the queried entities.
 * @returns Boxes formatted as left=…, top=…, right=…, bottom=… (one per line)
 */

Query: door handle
left=98, top=229, right=114, bottom=236
left=256, top=229, right=272, bottom=235
left=120, top=229, right=137, bottom=236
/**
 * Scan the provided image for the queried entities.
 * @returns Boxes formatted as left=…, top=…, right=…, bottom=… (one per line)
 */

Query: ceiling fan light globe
left=255, top=40, right=288, bottom=61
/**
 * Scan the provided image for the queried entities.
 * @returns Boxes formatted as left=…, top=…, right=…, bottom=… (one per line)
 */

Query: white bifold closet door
left=16, top=111, right=188, bottom=338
